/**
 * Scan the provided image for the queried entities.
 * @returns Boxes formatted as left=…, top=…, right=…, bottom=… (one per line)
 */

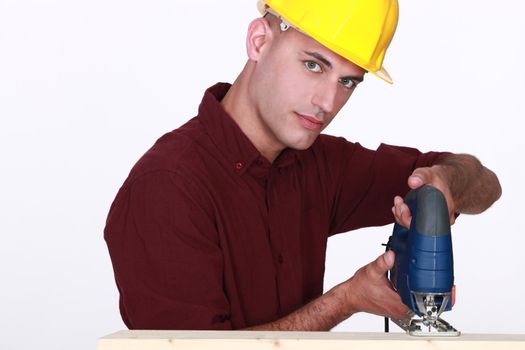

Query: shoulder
left=122, top=117, right=213, bottom=188
left=107, top=117, right=217, bottom=219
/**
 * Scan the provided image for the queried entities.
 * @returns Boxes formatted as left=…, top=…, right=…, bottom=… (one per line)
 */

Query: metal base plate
left=393, top=317, right=461, bottom=337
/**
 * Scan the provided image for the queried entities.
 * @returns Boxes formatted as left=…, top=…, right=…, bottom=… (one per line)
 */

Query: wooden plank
left=98, top=330, right=525, bottom=350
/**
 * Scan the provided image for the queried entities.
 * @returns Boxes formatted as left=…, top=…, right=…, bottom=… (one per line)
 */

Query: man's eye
left=304, top=61, right=322, bottom=73
left=340, top=78, right=356, bottom=89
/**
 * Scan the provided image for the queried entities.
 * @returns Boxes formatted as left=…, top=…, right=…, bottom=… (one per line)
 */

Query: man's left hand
left=391, top=165, right=456, bottom=228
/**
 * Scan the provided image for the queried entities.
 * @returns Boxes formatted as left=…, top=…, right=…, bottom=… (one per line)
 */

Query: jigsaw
left=386, top=184, right=460, bottom=336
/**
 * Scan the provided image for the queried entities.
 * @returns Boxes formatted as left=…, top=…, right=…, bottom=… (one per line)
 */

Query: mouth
left=295, top=112, right=324, bottom=131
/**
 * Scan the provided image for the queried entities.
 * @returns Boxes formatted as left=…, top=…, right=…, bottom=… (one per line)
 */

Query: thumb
left=409, top=167, right=434, bottom=189
left=383, top=250, right=395, bottom=269
left=408, top=175, right=424, bottom=189
left=370, top=251, right=395, bottom=277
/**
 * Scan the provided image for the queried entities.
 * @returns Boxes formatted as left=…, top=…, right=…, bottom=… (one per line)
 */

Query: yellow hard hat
left=257, top=0, right=399, bottom=84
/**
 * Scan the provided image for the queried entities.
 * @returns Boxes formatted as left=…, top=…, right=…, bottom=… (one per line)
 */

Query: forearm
left=243, top=252, right=409, bottom=331
left=435, top=153, right=501, bottom=214
left=244, top=283, right=352, bottom=331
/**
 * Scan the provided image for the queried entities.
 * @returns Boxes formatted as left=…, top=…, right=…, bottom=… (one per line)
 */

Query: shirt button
left=277, top=254, right=284, bottom=264
left=235, top=162, right=243, bottom=170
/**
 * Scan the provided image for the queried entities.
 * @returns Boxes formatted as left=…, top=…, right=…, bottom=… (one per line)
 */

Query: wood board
left=98, top=330, right=525, bottom=350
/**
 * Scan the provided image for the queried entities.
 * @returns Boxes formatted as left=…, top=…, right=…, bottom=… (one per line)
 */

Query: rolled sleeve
left=329, top=141, right=450, bottom=234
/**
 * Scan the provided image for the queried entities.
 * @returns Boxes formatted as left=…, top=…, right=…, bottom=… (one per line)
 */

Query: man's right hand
left=245, top=250, right=412, bottom=331
left=339, top=250, right=411, bottom=322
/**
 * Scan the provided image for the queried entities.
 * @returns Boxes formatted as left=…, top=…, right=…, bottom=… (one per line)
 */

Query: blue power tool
left=386, top=184, right=460, bottom=336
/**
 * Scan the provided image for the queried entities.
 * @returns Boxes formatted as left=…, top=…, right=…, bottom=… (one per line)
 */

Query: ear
left=246, top=17, right=274, bottom=61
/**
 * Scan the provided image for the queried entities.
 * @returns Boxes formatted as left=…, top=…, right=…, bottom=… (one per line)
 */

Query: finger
left=384, top=250, right=395, bottom=268
left=369, top=251, right=395, bottom=278
left=394, top=195, right=404, bottom=205
left=393, top=196, right=403, bottom=219
left=383, top=289, right=412, bottom=321
left=408, top=167, right=434, bottom=189
left=398, top=309, right=415, bottom=323
left=393, top=199, right=411, bottom=228
left=392, top=197, right=400, bottom=218
left=408, top=174, right=424, bottom=189
left=400, top=203, right=412, bottom=227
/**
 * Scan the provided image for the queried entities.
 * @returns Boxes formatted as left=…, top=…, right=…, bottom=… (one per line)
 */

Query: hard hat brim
left=373, top=67, right=394, bottom=84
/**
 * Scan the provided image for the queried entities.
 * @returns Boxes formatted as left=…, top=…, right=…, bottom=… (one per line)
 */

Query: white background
left=1, top=1, right=523, bottom=349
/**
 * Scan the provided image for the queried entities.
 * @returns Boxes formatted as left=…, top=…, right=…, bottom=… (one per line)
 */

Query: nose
left=311, top=80, right=338, bottom=115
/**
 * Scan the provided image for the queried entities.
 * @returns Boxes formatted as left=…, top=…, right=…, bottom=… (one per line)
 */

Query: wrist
left=331, top=279, right=359, bottom=318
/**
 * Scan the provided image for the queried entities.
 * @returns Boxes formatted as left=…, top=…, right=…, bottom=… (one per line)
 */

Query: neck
left=221, top=62, right=284, bottom=163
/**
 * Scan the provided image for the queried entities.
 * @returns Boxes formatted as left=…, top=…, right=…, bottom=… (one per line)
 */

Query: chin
left=286, top=136, right=318, bottom=151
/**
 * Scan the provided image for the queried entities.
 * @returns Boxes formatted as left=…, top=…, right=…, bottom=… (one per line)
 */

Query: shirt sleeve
left=325, top=139, right=450, bottom=235
left=104, top=170, right=232, bottom=330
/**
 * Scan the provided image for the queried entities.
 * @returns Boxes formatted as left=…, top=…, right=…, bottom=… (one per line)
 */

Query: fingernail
left=409, top=176, right=423, bottom=185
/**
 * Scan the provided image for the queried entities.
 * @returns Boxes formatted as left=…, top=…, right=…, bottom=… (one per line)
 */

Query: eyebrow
left=304, top=51, right=364, bottom=83
left=304, top=51, right=332, bottom=68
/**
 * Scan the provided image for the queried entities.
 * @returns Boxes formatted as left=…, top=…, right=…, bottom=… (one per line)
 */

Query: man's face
left=247, top=19, right=367, bottom=153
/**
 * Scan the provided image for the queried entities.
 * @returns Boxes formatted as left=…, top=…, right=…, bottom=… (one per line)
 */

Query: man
left=104, top=0, right=501, bottom=331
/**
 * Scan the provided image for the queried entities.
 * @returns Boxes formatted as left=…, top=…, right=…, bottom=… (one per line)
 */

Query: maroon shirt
left=104, top=83, right=448, bottom=330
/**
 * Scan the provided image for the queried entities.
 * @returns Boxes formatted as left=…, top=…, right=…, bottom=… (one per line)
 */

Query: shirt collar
left=198, top=83, right=299, bottom=174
